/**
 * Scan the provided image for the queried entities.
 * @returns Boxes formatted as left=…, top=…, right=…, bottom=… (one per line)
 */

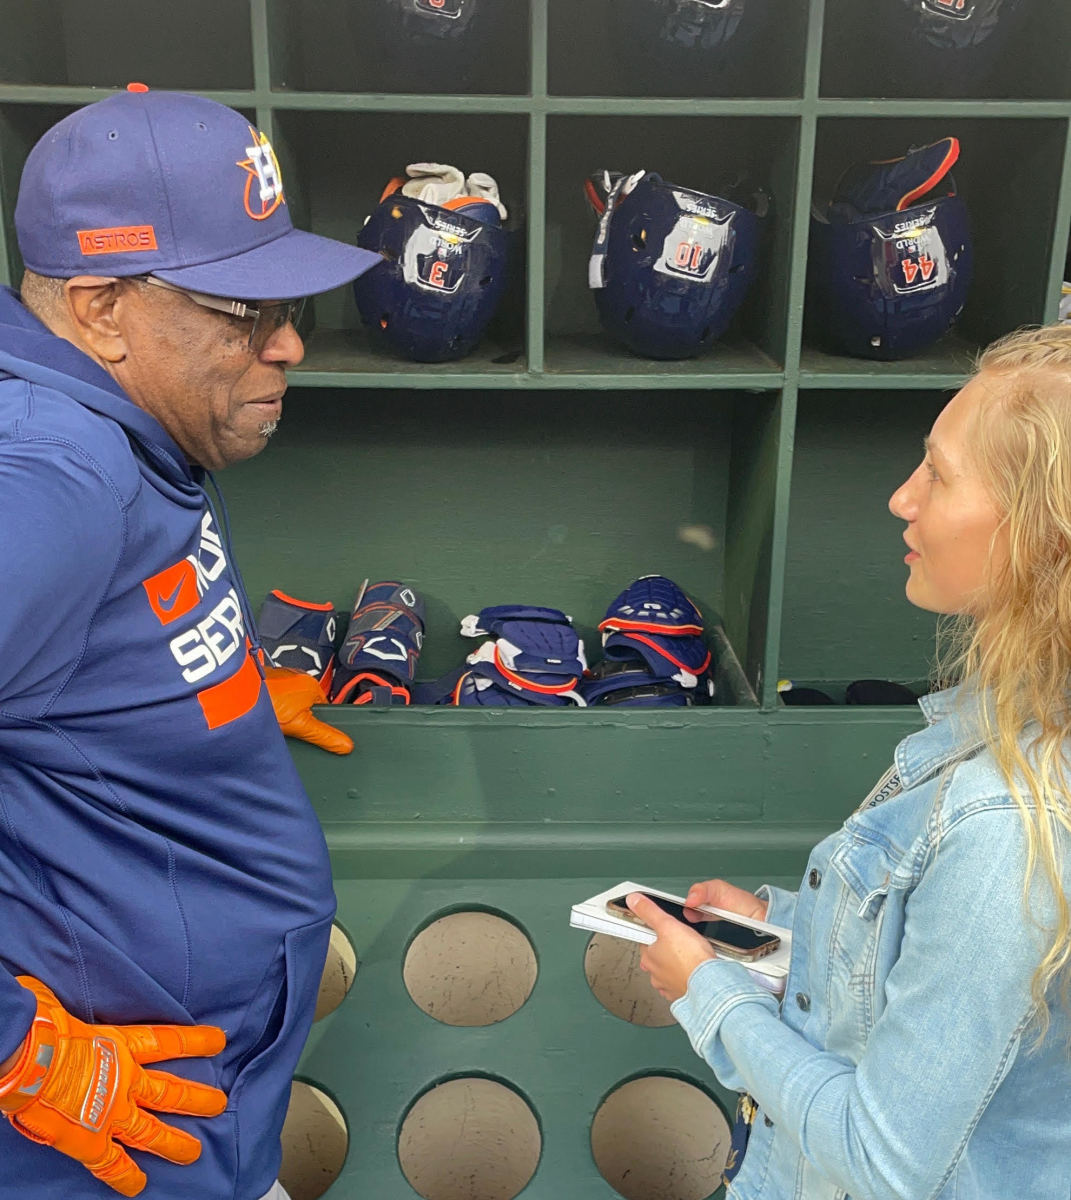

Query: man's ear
left=63, top=276, right=129, bottom=364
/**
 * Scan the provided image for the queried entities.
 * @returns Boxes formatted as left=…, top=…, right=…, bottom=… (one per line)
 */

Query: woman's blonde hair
left=942, top=324, right=1071, bottom=1036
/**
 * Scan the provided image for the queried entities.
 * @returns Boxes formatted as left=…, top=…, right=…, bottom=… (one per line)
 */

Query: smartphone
left=605, top=892, right=781, bottom=962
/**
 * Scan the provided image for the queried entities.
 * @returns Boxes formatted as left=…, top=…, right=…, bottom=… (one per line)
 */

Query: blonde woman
left=628, top=324, right=1071, bottom=1200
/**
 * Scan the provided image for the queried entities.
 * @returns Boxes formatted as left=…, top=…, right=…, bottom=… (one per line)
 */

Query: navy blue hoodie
left=0, top=287, right=336, bottom=1199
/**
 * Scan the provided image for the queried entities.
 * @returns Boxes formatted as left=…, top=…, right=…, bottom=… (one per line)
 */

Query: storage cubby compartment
left=223, top=386, right=777, bottom=699
left=778, top=389, right=947, bottom=697
left=820, top=0, right=1071, bottom=101
left=269, top=109, right=529, bottom=377
left=801, top=117, right=1068, bottom=381
left=0, top=0, right=254, bottom=90
left=547, top=0, right=806, bottom=98
left=265, top=0, right=531, bottom=96
left=543, top=115, right=798, bottom=377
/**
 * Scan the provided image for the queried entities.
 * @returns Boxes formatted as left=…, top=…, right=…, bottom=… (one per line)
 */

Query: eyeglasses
left=131, top=275, right=306, bottom=353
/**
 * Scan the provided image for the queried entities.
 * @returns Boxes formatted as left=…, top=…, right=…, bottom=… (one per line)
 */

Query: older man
left=0, top=87, right=380, bottom=1198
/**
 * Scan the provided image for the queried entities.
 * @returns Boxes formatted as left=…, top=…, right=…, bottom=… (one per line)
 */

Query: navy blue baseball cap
left=15, top=85, right=382, bottom=299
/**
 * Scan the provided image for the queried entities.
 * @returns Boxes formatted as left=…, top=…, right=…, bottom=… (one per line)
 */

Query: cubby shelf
left=1, top=3, right=1069, bottom=1194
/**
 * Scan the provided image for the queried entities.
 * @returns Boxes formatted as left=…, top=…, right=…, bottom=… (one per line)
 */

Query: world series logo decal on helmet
left=237, top=127, right=286, bottom=221
left=874, top=209, right=948, bottom=294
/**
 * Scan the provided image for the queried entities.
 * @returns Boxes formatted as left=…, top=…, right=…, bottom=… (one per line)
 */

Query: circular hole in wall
left=403, top=910, right=537, bottom=1026
left=278, top=1081, right=348, bottom=1200
left=313, top=923, right=358, bottom=1022
left=584, top=932, right=675, bottom=1027
left=591, top=1075, right=731, bottom=1200
left=398, top=1076, right=541, bottom=1200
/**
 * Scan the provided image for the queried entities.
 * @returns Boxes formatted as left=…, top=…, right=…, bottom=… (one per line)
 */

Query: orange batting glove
left=0, top=977, right=227, bottom=1197
left=263, top=663, right=354, bottom=755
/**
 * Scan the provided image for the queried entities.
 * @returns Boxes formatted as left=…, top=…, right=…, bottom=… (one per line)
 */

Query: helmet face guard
left=809, top=194, right=973, bottom=360
left=589, top=172, right=765, bottom=360
left=354, top=193, right=508, bottom=362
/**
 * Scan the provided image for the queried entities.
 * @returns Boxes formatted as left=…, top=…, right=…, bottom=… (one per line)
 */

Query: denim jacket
left=671, top=687, right=1071, bottom=1200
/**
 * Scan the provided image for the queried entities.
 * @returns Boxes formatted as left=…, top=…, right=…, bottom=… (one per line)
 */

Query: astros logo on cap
left=237, top=127, right=286, bottom=221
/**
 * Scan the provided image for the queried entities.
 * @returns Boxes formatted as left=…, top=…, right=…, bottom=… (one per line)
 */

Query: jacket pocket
left=227, top=914, right=334, bottom=1193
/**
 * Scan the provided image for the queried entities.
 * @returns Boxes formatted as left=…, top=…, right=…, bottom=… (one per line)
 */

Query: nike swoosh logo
left=156, top=578, right=186, bottom=612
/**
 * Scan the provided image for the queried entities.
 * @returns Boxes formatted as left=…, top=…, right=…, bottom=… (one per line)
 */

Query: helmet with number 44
left=808, top=136, right=972, bottom=361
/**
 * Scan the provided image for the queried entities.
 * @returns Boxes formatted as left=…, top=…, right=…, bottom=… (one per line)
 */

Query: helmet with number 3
left=808, top=137, right=972, bottom=361
left=354, top=179, right=508, bottom=363
left=586, top=170, right=767, bottom=360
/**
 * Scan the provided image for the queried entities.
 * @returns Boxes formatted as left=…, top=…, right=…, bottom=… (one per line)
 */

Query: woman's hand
left=627, top=893, right=717, bottom=1004
left=683, top=878, right=769, bottom=923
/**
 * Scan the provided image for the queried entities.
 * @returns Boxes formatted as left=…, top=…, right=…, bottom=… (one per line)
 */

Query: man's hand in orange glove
left=263, top=663, right=354, bottom=755
left=0, top=977, right=227, bottom=1197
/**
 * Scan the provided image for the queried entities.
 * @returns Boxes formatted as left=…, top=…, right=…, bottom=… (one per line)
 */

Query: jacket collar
left=896, top=683, right=988, bottom=790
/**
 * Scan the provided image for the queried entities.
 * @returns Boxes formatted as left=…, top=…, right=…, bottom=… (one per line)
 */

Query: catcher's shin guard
left=330, top=581, right=425, bottom=706
left=256, top=590, right=339, bottom=691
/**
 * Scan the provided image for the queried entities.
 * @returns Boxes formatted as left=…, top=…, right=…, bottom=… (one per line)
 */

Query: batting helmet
left=808, top=137, right=972, bottom=360
left=354, top=181, right=509, bottom=362
left=586, top=170, right=767, bottom=360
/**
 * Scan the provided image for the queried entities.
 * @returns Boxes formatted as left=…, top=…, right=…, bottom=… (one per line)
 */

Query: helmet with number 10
left=586, top=170, right=767, bottom=361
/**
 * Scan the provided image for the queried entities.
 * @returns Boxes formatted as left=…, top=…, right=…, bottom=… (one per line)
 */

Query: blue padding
left=456, top=670, right=580, bottom=707
left=579, top=663, right=694, bottom=707
left=603, top=629, right=711, bottom=677
left=831, top=137, right=958, bottom=218
left=256, top=590, right=338, bottom=689
left=601, top=574, right=704, bottom=634
left=467, top=657, right=581, bottom=695
left=463, top=605, right=573, bottom=636
left=486, top=619, right=585, bottom=676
